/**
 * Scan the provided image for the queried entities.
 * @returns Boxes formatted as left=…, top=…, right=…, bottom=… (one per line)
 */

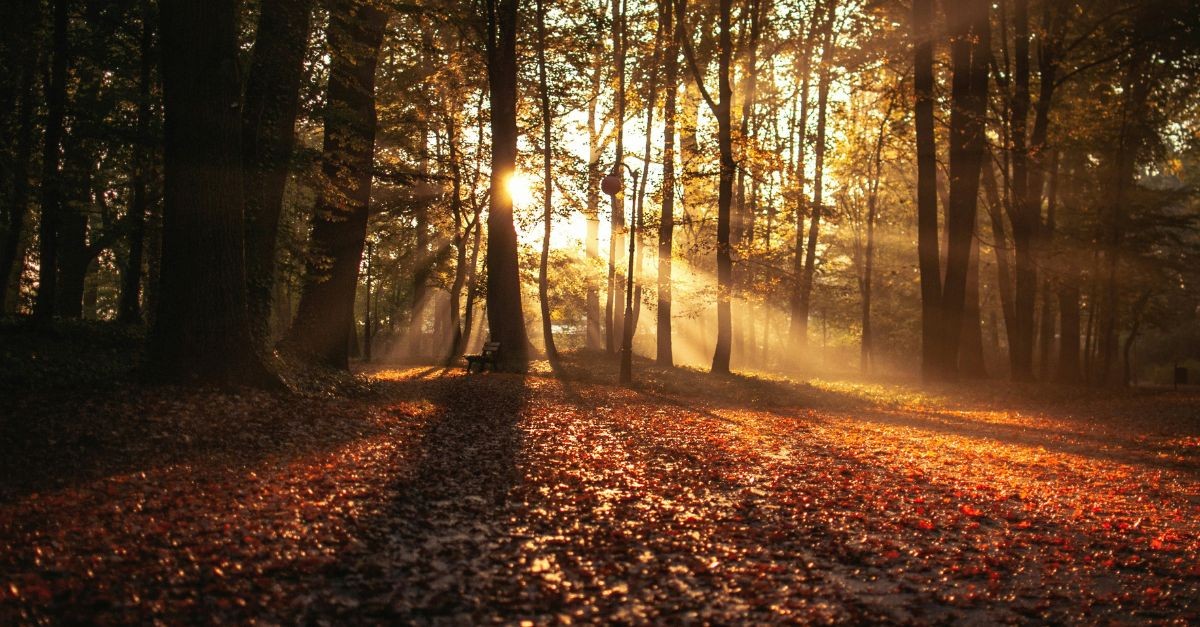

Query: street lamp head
left=601, top=173, right=622, bottom=197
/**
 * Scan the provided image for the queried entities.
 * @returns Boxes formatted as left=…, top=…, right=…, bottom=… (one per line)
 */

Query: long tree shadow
left=309, top=370, right=530, bottom=622
left=542, top=375, right=1197, bottom=623
left=571, top=348, right=1200, bottom=476
left=0, top=384, right=396, bottom=503
left=844, top=406, right=1200, bottom=475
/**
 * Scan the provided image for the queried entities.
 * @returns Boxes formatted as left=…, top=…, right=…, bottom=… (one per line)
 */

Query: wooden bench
left=465, top=341, right=501, bottom=373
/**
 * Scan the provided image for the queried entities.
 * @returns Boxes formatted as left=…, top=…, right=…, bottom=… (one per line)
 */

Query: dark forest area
left=2, top=0, right=1199, bottom=622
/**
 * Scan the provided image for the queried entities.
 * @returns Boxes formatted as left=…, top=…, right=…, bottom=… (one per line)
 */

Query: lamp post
left=601, top=161, right=639, bottom=385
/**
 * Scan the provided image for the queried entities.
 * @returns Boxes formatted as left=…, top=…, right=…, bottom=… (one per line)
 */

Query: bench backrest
left=482, top=341, right=501, bottom=355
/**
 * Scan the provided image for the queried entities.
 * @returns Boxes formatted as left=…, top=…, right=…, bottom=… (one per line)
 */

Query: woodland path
left=2, top=360, right=1199, bottom=623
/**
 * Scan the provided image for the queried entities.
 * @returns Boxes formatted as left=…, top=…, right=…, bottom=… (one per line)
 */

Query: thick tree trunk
left=484, top=0, right=530, bottom=371
left=938, top=0, right=990, bottom=380
left=242, top=0, right=315, bottom=345
left=0, top=0, right=37, bottom=312
left=151, top=0, right=276, bottom=386
left=287, top=1, right=387, bottom=369
left=535, top=0, right=558, bottom=367
left=657, top=0, right=678, bottom=368
left=913, top=0, right=941, bottom=379
left=1007, top=0, right=1036, bottom=381
left=34, top=0, right=69, bottom=320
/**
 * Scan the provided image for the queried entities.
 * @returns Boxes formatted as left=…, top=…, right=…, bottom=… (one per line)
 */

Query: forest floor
left=2, top=327, right=1199, bottom=623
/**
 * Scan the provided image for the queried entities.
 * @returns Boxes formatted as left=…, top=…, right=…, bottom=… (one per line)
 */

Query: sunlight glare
left=506, top=171, right=534, bottom=208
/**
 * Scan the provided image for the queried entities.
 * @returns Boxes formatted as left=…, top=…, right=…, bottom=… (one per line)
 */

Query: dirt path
left=2, top=365, right=1198, bottom=623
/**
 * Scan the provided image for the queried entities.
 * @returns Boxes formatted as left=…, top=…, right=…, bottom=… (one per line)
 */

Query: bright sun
left=505, top=171, right=534, bottom=207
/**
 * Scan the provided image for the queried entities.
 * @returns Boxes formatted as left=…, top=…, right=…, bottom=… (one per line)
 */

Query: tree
left=679, top=0, right=734, bottom=375
left=788, top=1, right=821, bottom=353
left=936, top=0, right=990, bottom=379
left=535, top=0, right=559, bottom=368
left=242, top=0, right=316, bottom=345
left=656, top=0, right=678, bottom=368
left=482, top=0, right=530, bottom=371
left=0, top=0, right=40, bottom=313
left=150, top=0, right=276, bottom=385
left=606, top=0, right=628, bottom=356
left=34, top=0, right=69, bottom=320
left=118, top=0, right=156, bottom=324
left=796, top=3, right=837, bottom=349
left=287, top=0, right=389, bottom=369
left=912, top=0, right=939, bottom=379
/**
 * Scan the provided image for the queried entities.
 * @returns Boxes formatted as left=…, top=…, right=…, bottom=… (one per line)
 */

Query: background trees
left=1, top=0, right=1195, bottom=387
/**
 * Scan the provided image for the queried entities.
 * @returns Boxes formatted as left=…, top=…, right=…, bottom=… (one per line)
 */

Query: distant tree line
left=0, top=0, right=1196, bottom=386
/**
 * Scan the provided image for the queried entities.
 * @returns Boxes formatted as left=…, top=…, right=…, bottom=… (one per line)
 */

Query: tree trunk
left=1056, top=281, right=1081, bottom=384
left=363, top=241, right=373, bottom=361
left=631, top=11, right=665, bottom=340
left=1007, top=0, right=1036, bottom=381
left=151, top=0, right=276, bottom=386
left=287, top=1, right=388, bottom=369
left=444, top=108, right=468, bottom=364
left=787, top=12, right=815, bottom=354
left=483, top=0, right=530, bottom=371
left=710, top=0, right=734, bottom=375
left=34, top=0, right=69, bottom=320
left=118, top=0, right=155, bottom=324
left=585, top=41, right=604, bottom=350
left=913, top=0, right=941, bottom=379
left=1037, top=150, right=1060, bottom=378
left=535, top=0, right=558, bottom=367
left=983, top=159, right=1016, bottom=367
left=860, top=107, right=888, bottom=375
left=796, top=9, right=835, bottom=351
left=459, top=209, right=483, bottom=356
left=0, top=0, right=38, bottom=313
left=1099, top=50, right=1150, bottom=386
left=938, top=0, right=990, bottom=380
left=732, top=0, right=762, bottom=366
left=606, top=0, right=628, bottom=356
left=242, top=0, right=315, bottom=345
left=657, top=0, right=678, bottom=368
left=1121, top=292, right=1149, bottom=386
left=53, top=143, right=88, bottom=318
left=959, top=217, right=987, bottom=377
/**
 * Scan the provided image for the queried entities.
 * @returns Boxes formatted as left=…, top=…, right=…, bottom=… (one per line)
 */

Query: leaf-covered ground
left=2, top=355, right=1199, bottom=624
